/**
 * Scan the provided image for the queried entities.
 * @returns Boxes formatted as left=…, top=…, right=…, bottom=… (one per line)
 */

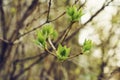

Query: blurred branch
left=68, top=52, right=83, bottom=59
left=49, top=12, right=66, bottom=22
left=107, top=67, right=120, bottom=80
left=0, top=0, right=39, bottom=72
left=0, top=0, right=6, bottom=39
left=74, top=0, right=79, bottom=4
left=78, top=0, right=86, bottom=10
left=17, top=22, right=46, bottom=39
left=12, top=52, right=49, bottom=80
left=0, top=38, right=12, bottom=45
left=9, top=0, right=39, bottom=41
left=25, top=10, right=48, bottom=28
left=0, top=0, right=8, bottom=66
left=46, top=0, right=52, bottom=22
left=61, top=22, right=75, bottom=43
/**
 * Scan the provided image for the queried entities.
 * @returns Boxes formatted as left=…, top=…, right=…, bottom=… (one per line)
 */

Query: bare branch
left=107, top=67, right=120, bottom=80
left=46, top=0, right=52, bottom=22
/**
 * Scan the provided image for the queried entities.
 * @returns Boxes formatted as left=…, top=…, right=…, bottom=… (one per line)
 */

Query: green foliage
left=41, top=24, right=58, bottom=39
left=35, top=31, right=47, bottom=48
left=66, top=6, right=83, bottom=22
left=56, top=44, right=71, bottom=61
left=82, top=39, right=93, bottom=52
left=35, top=24, right=58, bottom=48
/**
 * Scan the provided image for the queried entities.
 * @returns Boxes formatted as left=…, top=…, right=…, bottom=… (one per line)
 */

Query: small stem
left=61, top=22, right=75, bottom=43
left=49, top=12, right=66, bottom=22
left=67, top=53, right=83, bottom=59
left=0, top=37, right=13, bottom=45
left=48, top=37, right=56, bottom=50
left=45, top=48, right=57, bottom=57
left=46, top=0, right=52, bottom=22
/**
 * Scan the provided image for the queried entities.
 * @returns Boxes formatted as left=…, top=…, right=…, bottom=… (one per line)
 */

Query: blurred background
left=0, top=0, right=120, bottom=80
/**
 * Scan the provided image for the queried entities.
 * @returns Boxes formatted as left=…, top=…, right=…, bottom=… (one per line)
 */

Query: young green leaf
left=35, top=24, right=58, bottom=48
left=41, top=24, right=58, bottom=39
left=51, top=30, right=58, bottom=39
left=56, top=44, right=71, bottom=61
left=82, top=39, right=93, bottom=52
left=36, top=31, right=46, bottom=48
left=66, top=6, right=83, bottom=22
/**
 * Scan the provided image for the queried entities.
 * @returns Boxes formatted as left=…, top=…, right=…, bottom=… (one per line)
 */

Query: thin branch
left=61, top=22, right=75, bottom=43
left=45, top=48, right=57, bottom=57
left=49, top=12, right=66, bottom=22
left=74, top=0, right=79, bottom=4
left=17, top=22, right=46, bottom=39
left=46, top=0, right=52, bottom=22
left=78, top=0, right=86, bottom=10
left=9, top=0, right=39, bottom=41
left=25, top=10, right=48, bottom=28
left=107, top=67, right=120, bottom=80
left=13, top=57, right=45, bottom=80
left=68, top=52, right=83, bottom=59
left=0, top=38, right=9, bottom=43
left=48, top=37, right=56, bottom=50
left=0, top=0, right=6, bottom=39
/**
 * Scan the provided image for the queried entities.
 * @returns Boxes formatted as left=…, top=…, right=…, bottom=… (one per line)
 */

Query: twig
left=48, top=37, right=56, bottom=50
left=0, top=38, right=13, bottom=45
left=68, top=53, right=83, bottom=59
left=17, top=22, right=46, bottom=39
left=25, top=10, right=48, bottom=28
left=45, top=48, right=57, bottom=57
left=9, top=0, right=39, bottom=41
left=78, top=0, right=86, bottom=10
left=107, top=67, right=120, bottom=80
left=74, top=0, right=79, bottom=4
left=61, top=22, right=75, bottom=43
left=49, top=12, right=66, bottom=22
left=46, top=0, right=52, bottom=22
left=13, top=57, right=45, bottom=80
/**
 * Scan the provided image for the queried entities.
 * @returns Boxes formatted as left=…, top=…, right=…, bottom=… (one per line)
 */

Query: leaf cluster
left=66, top=6, right=83, bottom=22
left=35, top=24, right=58, bottom=48
left=56, top=44, right=71, bottom=61
left=82, top=39, right=93, bottom=52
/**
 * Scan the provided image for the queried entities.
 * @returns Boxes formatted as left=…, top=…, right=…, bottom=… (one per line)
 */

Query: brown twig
left=49, top=12, right=66, bottom=22
left=107, top=67, right=120, bottom=80
left=9, top=0, right=39, bottom=41
left=48, top=37, right=56, bottom=50
left=61, top=22, right=75, bottom=43
left=46, top=0, right=52, bottom=22
left=68, top=53, right=83, bottom=59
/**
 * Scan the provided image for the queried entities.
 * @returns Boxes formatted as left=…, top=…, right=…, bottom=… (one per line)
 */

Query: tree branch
left=9, top=0, right=39, bottom=41
left=107, top=67, right=120, bottom=80
left=65, top=0, right=114, bottom=42
left=46, top=0, right=52, bottom=22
